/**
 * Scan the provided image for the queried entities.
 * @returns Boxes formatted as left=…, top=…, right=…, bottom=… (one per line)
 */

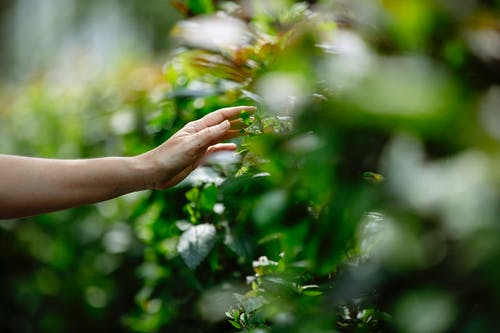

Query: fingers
left=229, top=117, right=254, bottom=130
left=191, top=106, right=256, bottom=130
left=220, top=129, right=248, bottom=141
left=206, top=143, right=237, bottom=154
left=192, top=119, right=231, bottom=148
left=161, top=144, right=237, bottom=189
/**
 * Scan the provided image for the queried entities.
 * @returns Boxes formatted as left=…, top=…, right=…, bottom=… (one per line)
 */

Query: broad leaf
left=177, top=223, right=217, bottom=270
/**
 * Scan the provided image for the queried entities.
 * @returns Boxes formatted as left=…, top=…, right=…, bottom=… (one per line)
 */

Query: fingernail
left=220, top=120, right=230, bottom=129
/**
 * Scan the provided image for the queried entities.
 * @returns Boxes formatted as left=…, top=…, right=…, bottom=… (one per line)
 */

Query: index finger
left=192, top=106, right=256, bottom=130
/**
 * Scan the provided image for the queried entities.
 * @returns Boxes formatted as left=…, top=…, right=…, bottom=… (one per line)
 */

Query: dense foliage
left=2, top=1, right=500, bottom=332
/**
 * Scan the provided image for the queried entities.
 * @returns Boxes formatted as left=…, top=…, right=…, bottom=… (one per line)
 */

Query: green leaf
left=233, top=293, right=268, bottom=313
left=177, top=223, right=217, bottom=270
left=187, top=0, right=215, bottom=14
left=253, top=190, right=287, bottom=226
left=223, top=222, right=252, bottom=258
left=299, top=284, right=323, bottom=296
left=135, top=201, right=163, bottom=243
left=185, top=187, right=200, bottom=202
left=240, top=110, right=254, bottom=126
left=185, top=204, right=198, bottom=223
left=302, top=290, right=323, bottom=296
left=362, top=171, right=384, bottom=183
left=200, top=184, right=218, bottom=211
left=229, top=320, right=242, bottom=329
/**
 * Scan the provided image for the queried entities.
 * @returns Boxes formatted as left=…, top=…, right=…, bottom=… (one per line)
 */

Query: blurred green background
left=0, top=1, right=179, bottom=332
left=1, top=1, right=500, bottom=333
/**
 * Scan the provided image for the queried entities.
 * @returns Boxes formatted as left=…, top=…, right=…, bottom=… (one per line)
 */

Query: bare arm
left=0, top=106, right=255, bottom=219
left=0, top=155, right=150, bottom=219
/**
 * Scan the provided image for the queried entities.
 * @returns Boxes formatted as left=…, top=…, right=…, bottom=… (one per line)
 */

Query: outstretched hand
left=140, top=106, right=256, bottom=189
left=0, top=105, right=255, bottom=219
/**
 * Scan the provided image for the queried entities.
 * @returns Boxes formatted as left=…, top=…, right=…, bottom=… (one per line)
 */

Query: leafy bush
left=2, top=1, right=500, bottom=333
left=125, top=1, right=500, bottom=332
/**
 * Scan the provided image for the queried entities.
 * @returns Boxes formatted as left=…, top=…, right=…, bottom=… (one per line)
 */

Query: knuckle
left=204, top=126, right=217, bottom=138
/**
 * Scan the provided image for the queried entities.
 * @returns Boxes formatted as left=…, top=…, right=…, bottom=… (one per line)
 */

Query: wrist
left=124, top=154, right=159, bottom=191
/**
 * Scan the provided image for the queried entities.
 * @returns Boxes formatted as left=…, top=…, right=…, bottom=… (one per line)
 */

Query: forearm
left=0, top=106, right=255, bottom=220
left=0, top=154, right=154, bottom=219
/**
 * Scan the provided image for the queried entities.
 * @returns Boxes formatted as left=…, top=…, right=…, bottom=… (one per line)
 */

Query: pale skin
left=0, top=106, right=255, bottom=220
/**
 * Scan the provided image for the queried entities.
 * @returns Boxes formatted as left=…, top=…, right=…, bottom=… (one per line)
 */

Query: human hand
left=140, top=106, right=256, bottom=189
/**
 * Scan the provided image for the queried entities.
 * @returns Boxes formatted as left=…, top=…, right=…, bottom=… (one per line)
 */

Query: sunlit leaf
left=177, top=223, right=217, bottom=269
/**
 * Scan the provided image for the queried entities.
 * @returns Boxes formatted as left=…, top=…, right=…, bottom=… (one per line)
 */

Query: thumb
left=193, top=120, right=231, bottom=147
